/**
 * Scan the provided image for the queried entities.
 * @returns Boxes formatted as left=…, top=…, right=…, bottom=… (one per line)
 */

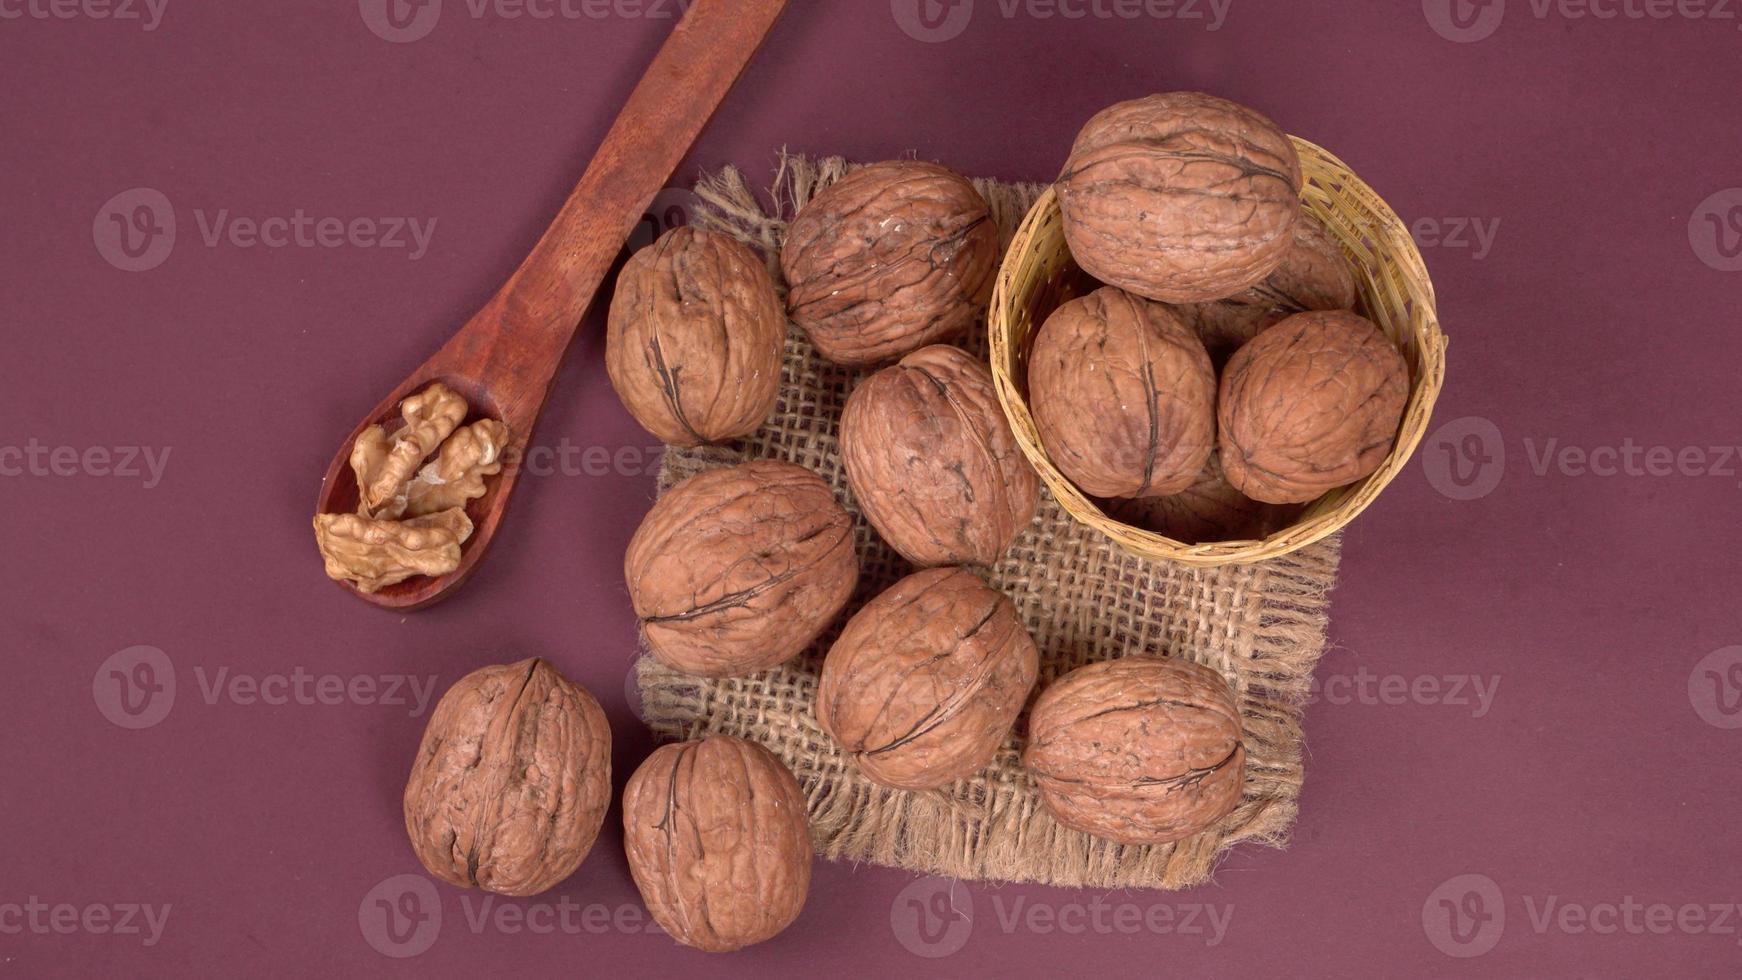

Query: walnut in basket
left=1105, top=452, right=1303, bottom=545
left=1056, top=92, right=1302, bottom=304
left=840, top=345, right=1039, bottom=566
left=403, top=658, right=612, bottom=896
left=817, top=567, right=1039, bottom=791
left=1023, top=657, right=1245, bottom=846
left=780, top=160, right=999, bottom=367
left=1028, top=286, right=1217, bottom=499
left=1218, top=310, right=1409, bottom=504
left=624, top=460, right=858, bottom=677
left=606, top=226, right=785, bottom=447
left=623, top=735, right=812, bottom=953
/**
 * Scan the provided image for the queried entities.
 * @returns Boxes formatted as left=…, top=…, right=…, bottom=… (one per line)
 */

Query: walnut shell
left=840, top=345, right=1039, bottom=566
left=624, top=460, right=858, bottom=677
left=1023, top=657, right=1244, bottom=846
left=403, top=658, right=611, bottom=896
left=816, top=567, right=1039, bottom=790
left=1218, top=310, right=1409, bottom=505
left=1173, top=210, right=1358, bottom=364
left=781, top=160, right=999, bottom=367
left=623, top=736, right=812, bottom=953
left=606, top=226, right=785, bottom=446
left=1056, top=92, right=1303, bottom=303
left=1028, top=287, right=1217, bottom=498
left=1106, top=453, right=1303, bottom=544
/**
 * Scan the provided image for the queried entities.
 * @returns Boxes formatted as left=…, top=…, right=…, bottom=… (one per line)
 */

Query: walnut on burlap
left=634, top=154, right=1341, bottom=891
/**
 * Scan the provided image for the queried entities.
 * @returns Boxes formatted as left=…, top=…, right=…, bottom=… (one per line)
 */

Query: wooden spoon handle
left=489, top=0, right=789, bottom=379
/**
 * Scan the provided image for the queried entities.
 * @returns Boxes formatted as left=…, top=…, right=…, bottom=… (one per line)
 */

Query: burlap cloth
left=634, top=154, right=1341, bottom=891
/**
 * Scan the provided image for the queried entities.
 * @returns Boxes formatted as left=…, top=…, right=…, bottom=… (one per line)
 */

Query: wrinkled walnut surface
left=1028, top=287, right=1217, bottom=498
left=623, top=736, right=812, bottom=953
left=403, top=658, right=612, bottom=896
left=606, top=226, right=785, bottom=447
left=405, top=419, right=509, bottom=518
left=816, top=567, right=1039, bottom=790
left=1173, top=210, right=1357, bottom=363
left=312, top=507, right=472, bottom=594
left=1057, top=92, right=1302, bottom=303
left=354, top=381, right=468, bottom=518
left=1105, top=452, right=1302, bottom=545
left=1218, top=310, right=1409, bottom=504
left=781, top=160, right=999, bottom=367
left=624, top=460, right=858, bottom=677
left=840, top=345, right=1039, bottom=566
left=1023, top=657, right=1245, bottom=846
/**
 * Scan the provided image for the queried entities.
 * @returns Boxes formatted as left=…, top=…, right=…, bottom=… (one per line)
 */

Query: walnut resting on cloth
left=403, top=658, right=612, bottom=896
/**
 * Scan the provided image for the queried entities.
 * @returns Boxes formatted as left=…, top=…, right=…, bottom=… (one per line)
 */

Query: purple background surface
left=4, top=1, right=1741, bottom=976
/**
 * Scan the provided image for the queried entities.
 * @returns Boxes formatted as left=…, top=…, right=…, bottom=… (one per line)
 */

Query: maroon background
left=4, top=1, right=1740, bottom=976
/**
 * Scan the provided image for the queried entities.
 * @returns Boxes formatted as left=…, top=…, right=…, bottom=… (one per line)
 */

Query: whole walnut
left=623, top=736, right=812, bottom=953
left=1056, top=92, right=1302, bottom=303
left=1219, top=311, right=1409, bottom=505
left=1173, top=210, right=1358, bottom=363
left=1028, top=287, right=1217, bottom=498
left=1106, top=453, right=1303, bottom=544
left=606, top=226, right=785, bottom=446
left=840, top=346, right=1039, bottom=566
left=625, top=460, right=858, bottom=677
left=1023, top=657, right=1245, bottom=846
left=816, top=567, right=1039, bottom=790
left=403, top=658, right=611, bottom=896
left=781, top=160, right=999, bottom=367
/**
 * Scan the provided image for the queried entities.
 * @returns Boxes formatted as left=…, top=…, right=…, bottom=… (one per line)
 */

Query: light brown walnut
left=403, top=658, right=612, bottom=896
left=311, top=508, right=472, bottom=594
left=404, top=419, right=509, bottom=518
left=606, top=227, right=785, bottom=447
left=1218, top=310, right=1409, bottom=504
left=781, top=160, right=999, bottom=367
left=1056, top=92, right=1302, bottom=303
left=1023, top=657, right=1245, bottom=846
left=622, top=736, right=812, bottom=953
left=1105, top=453, right=1303, bottom=544
left=1028, top=287, right=1216, bottom=498
left=353, top=381, right=467, bottom=518
left=817, top=567, right=1038, bottom=790
left=840, top=345, right=1039, bottom=566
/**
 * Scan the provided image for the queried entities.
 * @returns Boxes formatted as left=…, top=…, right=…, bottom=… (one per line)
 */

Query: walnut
left=1056, top=92, right=1302, bottom=303
left=1027, top=286, right=1216, bottom=498
left=1173, top=210, right=1358, bottom=363
left=1218, top=310, right=1409, bottom=504
left=816, top=567, right=1038, bottom=790
left=623, top=735, right=812, bottom=953
left=781, top=160, right=999, bottom=367
left=353, top=381, right=468, bottom=518
left=1105, top=453, right=1302, bottom=544
left=840, top=346, right=1039, bottom=566
left=311, top=507, right=472, bottom=594
left=404, top=419, right=509, bottom=517
left=1023, top=657, right=1245, bottom=845
left=606, top=227, right=785, bottom=447
left=624, top=460, right=858, bottom=677
left=403, top=658, right=611, bottom=896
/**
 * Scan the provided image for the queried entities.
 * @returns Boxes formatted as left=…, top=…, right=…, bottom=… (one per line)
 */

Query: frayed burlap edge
left=635, top=152, right=1341, bottom=891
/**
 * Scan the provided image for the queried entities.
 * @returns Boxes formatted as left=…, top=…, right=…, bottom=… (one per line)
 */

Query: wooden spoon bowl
left=314, top=0, right=789, bottom=610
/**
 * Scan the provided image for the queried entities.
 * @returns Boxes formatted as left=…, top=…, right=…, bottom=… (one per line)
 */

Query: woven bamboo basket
left=988, top=137, right=1447, bottom=566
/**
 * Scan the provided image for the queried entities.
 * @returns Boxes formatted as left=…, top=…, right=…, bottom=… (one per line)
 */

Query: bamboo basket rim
left=987, top=136, right=1448, bottom=567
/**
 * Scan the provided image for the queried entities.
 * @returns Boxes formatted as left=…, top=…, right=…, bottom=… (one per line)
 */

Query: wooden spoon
left=314, top=0, right=790, bottom=610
